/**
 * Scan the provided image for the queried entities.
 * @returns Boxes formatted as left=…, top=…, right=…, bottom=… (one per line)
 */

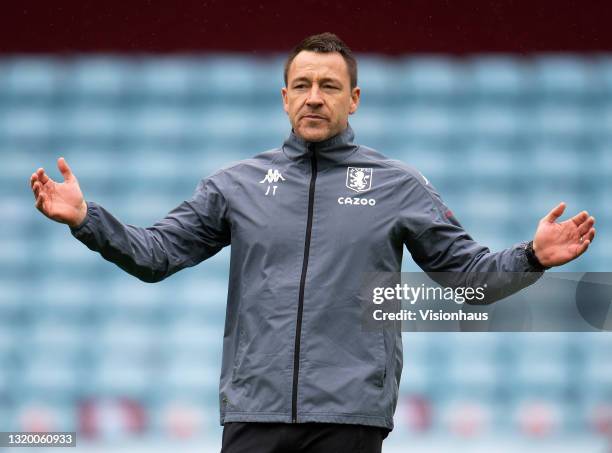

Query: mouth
left=302, top=114, right=327, bottom=121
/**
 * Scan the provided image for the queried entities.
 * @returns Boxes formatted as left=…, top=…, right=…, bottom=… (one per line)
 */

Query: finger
left=32, top=181, right=41, bottom=199
left=587, top=227, right=595, bottom=242
left=36, top=167, right=49, bottom=185
left=35, top=192, right=45, bottom=211
left=30, top=172, right=38, bottom=188
left=576, top=239, right=590, bottom=257
left=577, top=216, right=595, bottom=236
left=544, top=202, right=566, bottom=223
left=571, top=210, right=590, bottom=227
left=57, top=157, right=74, bottom=182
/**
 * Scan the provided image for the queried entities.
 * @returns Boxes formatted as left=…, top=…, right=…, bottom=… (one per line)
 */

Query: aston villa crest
left=346, top=167, right=373, bottom=193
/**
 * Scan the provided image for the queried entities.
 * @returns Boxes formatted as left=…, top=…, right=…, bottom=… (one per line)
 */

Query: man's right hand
left=30, top=157, right=88, bottom=228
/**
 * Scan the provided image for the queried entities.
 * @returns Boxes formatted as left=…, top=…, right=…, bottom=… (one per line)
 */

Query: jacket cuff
left=519, top=240, right=550, bottom=272
left=68, top=201, right=93, bottom=234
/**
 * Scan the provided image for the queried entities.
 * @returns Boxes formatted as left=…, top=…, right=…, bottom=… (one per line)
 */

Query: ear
left=281, top=87, right=289, bottom=114
left=348, top=86, right=361, bottom=115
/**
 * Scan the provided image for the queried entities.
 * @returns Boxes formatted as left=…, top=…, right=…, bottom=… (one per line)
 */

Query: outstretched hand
left=30, top=157, right=88, bottom=228
left=533, top=202, right=596, bottom=268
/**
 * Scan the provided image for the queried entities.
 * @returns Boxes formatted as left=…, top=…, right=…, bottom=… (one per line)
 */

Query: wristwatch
left=524, top=240, right=550, bottom=271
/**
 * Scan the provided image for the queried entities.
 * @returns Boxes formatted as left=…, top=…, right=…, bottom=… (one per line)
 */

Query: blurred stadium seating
left=1, top=54, right=610, bottom=451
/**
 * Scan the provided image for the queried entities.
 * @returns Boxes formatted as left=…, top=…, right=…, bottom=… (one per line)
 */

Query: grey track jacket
left=69, top=124, right=544, bottom=431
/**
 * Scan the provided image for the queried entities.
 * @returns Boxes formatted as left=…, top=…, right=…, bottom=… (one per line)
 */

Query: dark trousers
left=221, top=422, right=388, bottom=453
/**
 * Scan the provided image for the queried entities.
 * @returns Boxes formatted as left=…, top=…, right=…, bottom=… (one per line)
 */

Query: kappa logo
left=346, top=167, right=373, bottom=193
left=260, top=169, right=285, bottom=184
left=259, top=169, right=285, bottom=196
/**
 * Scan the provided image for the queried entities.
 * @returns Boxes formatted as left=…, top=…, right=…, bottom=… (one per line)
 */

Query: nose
left=305, top=86, right=324, bottom=107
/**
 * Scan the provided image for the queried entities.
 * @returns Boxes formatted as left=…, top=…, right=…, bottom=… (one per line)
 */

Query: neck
left=282, top=123, right=357, bottom=169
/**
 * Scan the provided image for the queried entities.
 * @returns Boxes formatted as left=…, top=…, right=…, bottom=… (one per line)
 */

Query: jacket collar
left=282, top=123, right=358, bottom=164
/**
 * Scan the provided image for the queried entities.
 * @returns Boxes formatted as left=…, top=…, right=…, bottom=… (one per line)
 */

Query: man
left=30, top=33, right=595, bottom=452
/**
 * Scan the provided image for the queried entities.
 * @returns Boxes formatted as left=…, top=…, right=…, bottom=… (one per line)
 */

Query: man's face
left=282, top=51, right=360, bottom=142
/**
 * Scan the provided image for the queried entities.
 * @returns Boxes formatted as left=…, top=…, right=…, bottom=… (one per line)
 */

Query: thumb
left=543, top=201, right=566, bottom=223
left=57, top=157, right=74, bottom=182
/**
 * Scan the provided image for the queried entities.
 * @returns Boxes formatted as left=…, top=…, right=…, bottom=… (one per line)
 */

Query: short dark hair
left=284, top=32, right=358, bottom=90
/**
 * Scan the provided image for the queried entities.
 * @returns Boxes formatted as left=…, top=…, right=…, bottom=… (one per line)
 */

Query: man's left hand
left=533, top=202, right=596, bottom=268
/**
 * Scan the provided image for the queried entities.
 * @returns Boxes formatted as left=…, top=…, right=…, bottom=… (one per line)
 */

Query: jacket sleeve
left=69, top=175, right=231, bottom=283
left=399, top=171, right=544, bottom=301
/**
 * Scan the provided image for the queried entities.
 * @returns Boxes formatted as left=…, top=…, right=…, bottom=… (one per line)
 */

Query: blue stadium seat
left=0, top=323, right=19, bottom=377
left=92, top=355, right=155, bottom=398
left=64, top=57, right=130, bottom=99
left=137, top=57, right=199, bottom=100
left=57, top=106, right=124, bottom=141
left=467, top=56, right=529, bottom=99
left=358, top=57, right=399, bottom=102
left=162, top=354, right=220, bottom=397
left=464, top=105, right=527, bottom=141
left=530, top=105, right=594, bottom=141
left=0, top=58, right=62, bottom=99
left=125, top=107, right=190, bottom=143
left=190, top=55, right=261, bottom=100
left=598, top=56, right=612, bottom=96
left=395, top=105, right=461, bottom=143
left=0, top=107, right=54, bottom=142
left=532, top=56, right=597, bottom=99
left=396, top=57, right=465, bottom=100
left=160, top=276, right=229, bottom=320
left=21, top=353, right=83, bottom=398
left=511, top=334, right=572, bottom=397
left=583, top=334, right=612, bottom=392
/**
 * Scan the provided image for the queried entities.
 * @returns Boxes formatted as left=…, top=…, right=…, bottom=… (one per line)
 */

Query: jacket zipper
left=291, top=143, right=317, bottom=423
